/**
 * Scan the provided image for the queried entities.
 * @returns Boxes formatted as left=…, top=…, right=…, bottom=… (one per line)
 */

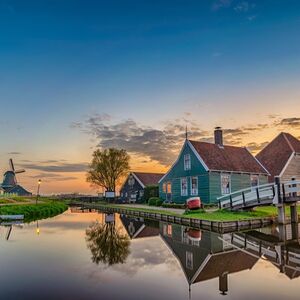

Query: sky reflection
left=0, top=209, right=299, bottom=300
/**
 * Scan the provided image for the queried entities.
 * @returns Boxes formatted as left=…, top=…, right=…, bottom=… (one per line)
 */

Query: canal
left=0, top=208, right=299, bottom=300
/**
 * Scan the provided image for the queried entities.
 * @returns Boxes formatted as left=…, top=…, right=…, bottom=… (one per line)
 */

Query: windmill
left=2, top=159, right=25, bottom=188
left=1, top=159, right=31, bottom=195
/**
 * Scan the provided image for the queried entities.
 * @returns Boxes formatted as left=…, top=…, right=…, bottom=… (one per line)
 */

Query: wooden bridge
left=218, top=178, right=300, bottom=223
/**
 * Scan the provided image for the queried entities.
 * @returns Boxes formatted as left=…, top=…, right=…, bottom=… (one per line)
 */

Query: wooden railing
left=218, top=180, right=300, bottom=210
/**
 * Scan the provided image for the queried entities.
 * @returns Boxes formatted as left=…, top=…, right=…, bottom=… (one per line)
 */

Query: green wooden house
left=159, top=128, right=270, bottom=204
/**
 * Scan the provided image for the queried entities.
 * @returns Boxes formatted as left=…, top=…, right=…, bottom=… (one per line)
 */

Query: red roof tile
left=256, top=132, right=300, bottom=181
left=133, top=172, right=164, bottom=186
left=189, top=140, right=268, bottom=174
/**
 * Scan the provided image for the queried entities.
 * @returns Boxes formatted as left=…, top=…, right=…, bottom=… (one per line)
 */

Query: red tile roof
left=256, top=132, right=300, bottom=181
left=189, top=140, right=269, bottom=174
left=133, top=172, right=164, bottom=186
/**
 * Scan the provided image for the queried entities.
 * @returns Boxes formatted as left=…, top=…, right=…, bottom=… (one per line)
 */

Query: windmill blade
left=15, top=169, right=25, bottom=174
left=9, top=159, right=15, bottom=172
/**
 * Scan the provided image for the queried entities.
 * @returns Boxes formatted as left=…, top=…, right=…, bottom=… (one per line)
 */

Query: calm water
left=0, top=208, right=299, bottom=300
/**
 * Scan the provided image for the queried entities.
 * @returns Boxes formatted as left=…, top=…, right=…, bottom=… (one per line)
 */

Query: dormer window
left=184, top=154, right=191, bottom=170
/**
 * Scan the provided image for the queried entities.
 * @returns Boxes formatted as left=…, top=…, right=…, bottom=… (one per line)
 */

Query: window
left=181, top=178, right=188, bottom=196
left=139, top=190, right=144, bottom=197
left=167, top=182, right=172, bottom=194
left=184, top=154, right=191, bottom=170
left=162, top=183, right=167, bottom=193
left=191, top=177, right=198, bottom=196
left=163, top=224, right=172, bottom=237
left=186, top=251, right=193, bottom=270
left=221, top=174, right=231, bottom=195
left=250, top=175, right=259, bottom=189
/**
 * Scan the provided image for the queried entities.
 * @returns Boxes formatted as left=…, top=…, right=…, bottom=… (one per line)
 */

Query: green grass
left=91, top=202, right=300, bottom=222
left=0, top=201, right=68, bottom=222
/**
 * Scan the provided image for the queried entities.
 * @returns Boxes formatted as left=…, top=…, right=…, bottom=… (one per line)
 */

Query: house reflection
left=120, top=215, right=160, bottom=240
left=159, top=222, right=258, bottom=297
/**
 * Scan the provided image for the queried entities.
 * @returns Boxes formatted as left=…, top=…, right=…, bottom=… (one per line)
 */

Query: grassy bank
left=0, top=201, right=68, bottom=222
left=86, top=202, right=300, bottom=222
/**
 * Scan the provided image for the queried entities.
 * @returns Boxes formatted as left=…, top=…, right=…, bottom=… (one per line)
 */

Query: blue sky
left=0, top=0, right=300, bottom=193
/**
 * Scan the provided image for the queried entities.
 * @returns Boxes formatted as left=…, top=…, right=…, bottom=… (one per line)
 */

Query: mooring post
left=275, top=176, right=286, bottom=224
left=290, top=203, right=298, bottom=223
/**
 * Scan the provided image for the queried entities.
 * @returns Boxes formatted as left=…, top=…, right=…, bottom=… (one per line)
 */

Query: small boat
left=186, top=197, right=201, bottom=210
left=0, top=215, right=24, bottom=220
left=187, top=229, right=202, bottom=242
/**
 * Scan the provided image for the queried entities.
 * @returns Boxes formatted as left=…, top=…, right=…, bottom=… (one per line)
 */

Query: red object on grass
left=186, top=197, right=201, bottom=210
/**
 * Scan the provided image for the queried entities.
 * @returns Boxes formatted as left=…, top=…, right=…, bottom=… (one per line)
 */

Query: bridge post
left=275, top=176, right=286, bottom=224
left=290, top=203, right=298, bottom=223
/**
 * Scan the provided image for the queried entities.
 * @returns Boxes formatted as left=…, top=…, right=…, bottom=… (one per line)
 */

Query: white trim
left=180, top=177, right=188, bottom=196
left=279, top=152, right=295, bottom=178
left=220, top=173, right=231, bottom=195
left=159, top=140, right=189, bottom=183
left=245, top=147, right=271, bottom=176
left=190, top=176, right=198, bottom=196
left=132, top=224, right=146, bottom=239
left=187, top=140, right=210, bottom=171
left=190, top=254, right=212, bottom=284
left=131, top=173, right=146, bottom=188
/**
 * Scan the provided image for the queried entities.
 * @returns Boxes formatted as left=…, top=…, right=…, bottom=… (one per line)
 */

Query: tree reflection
left=86, top=221, right=130, bottom=266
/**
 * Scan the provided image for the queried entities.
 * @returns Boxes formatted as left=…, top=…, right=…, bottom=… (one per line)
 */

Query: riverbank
left=73, top=202, right=284, bottom=232
left=0, top=201, right=68, bottom=222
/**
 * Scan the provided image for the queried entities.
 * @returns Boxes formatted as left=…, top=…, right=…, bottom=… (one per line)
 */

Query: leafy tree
left=86, top=148, right=130, bottom=193
left=86, top=220, right=130, bottom=266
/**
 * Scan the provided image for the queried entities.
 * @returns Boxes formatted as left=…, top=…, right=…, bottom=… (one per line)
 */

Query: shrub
left=162, top=203, right=186, bottom=209
left=155, top=199, right=163, bottom=207
left=143, top=185, right=159, bottom=203
left=148, top=197, right=161, bottom=206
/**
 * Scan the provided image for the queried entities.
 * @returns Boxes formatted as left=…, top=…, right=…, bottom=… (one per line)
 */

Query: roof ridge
left=282, top=132, right=295, bottom=152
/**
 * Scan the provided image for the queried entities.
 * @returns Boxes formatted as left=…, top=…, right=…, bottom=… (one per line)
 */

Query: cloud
left=246, top=141, right=269, bottom=152
left=277, top=117, right=300, bottom=128
left=73, top=114, right=210, bottom=166
left=212, top=0, right=233, bottom=11
left=234, top=1, right=250, bottom=12
left=29, top=173, right=78, bottom=182
left=7, top=152, right=21, bottom=155
left=20, top=162, right=88, bottom=173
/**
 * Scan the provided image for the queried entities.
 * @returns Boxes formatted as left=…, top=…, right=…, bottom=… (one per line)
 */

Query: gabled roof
left=189, top=140, right=269, bottom=175
left=256, top=132, right=300, bottom=181
left=193, top=250, right=258, bottom=284
left=133, top=172, right=164, bottom=187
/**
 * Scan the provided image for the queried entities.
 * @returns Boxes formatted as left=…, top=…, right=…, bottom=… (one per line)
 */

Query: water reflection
left=1, top=209, right=300, bottom=299
left=85, top=214, right=130, bottom=266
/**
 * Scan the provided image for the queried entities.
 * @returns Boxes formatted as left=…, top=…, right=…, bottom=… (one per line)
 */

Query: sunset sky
left=0, top=0, right=300, bottom=194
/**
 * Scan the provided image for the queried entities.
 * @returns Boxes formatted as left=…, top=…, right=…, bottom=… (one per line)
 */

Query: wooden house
left=159, top=127, right=269, bottom=204
left=120, top=172, right=164, bottom=203
left=256, top=132, right=300, bottom=183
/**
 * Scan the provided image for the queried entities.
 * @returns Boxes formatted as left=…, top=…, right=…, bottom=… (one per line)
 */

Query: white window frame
left=184, top=154, right=191, bottom=171
left=181, top=177, right=188, bottom=196
left=190, top=176, right=198, bottom=196
left=250, top=175, right=259, bottom=190
left=186, top=251, right=193, bottom=270
left=221, top=173, right=231, bottom=195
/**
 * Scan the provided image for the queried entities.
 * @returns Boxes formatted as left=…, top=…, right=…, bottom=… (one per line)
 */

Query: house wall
left=159, top=141, right=210, bottom=204
left=209, top=172, right=269, bottom=203
left=120, top=175, right=144, bottom=203
left=281, top=153, right=300, bottom=182
left=159, top=141, right=269, bottom=204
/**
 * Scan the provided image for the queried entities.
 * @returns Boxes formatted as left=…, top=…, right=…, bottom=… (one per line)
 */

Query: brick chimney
left=214, top=127, right=223, bottom=146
